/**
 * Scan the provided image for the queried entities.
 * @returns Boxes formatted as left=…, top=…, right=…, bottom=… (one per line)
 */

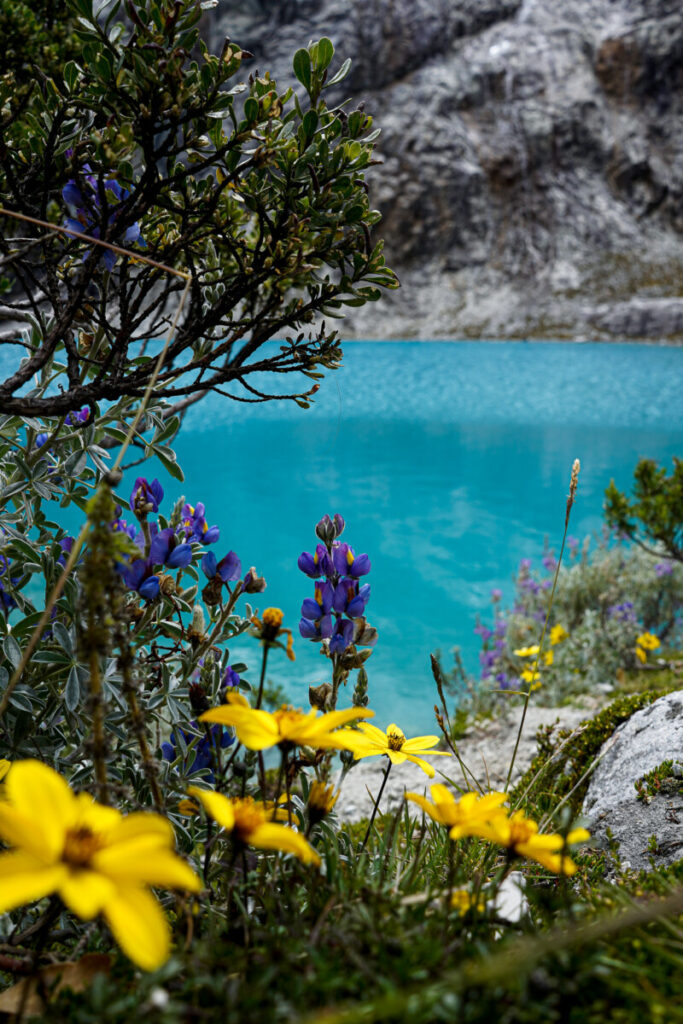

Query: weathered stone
left=206, top=0, right=683, bottom=340
left=582, top=691, right=683, bottom=870
left=334, top=702, right=598, bottom=823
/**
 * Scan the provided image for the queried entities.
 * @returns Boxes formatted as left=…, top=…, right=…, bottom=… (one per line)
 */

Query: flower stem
left=505, top=471, right=577, bottom=791
left=361, top=760, right=392, bottom=850
left=255, top=644, right=269, bottom=710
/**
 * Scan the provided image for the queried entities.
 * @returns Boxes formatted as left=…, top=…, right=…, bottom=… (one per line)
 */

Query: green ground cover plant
left=0, top=3, right=681, bottom=1021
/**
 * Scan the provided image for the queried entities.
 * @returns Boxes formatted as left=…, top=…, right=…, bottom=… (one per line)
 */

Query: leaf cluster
left=0, top=0, right=397, bottom=420
left=605, top=458, right=683, bottom=563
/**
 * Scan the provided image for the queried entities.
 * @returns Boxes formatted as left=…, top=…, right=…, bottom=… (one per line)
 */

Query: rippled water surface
left=151, top=341, right=682, bottom=730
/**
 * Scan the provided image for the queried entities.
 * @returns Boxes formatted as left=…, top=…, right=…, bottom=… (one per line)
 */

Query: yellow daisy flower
left=482, top=809, right=590, bottom=875
left=307, top=781, right=338, bottom=825
left=451, top=889, right=486, bottom=915
left=340, top=723, right=452, bottom=778
left=188, top=788, right=319, bottom=866
left=199, top=692, right=373, bottom=752
left=549, top=624, right=568, bottom=646
left=250, top=607, right=296, bottom=661
left=636, top=632, right=660, bottom=650
left=405, top=785, right=508, bottom=839
left=543, top=650, right=554, bottom=666
left=514, top=644, right=539, bottom=658
left=520, top=668, right=541, bottom=687
left=0, top=760, right=200, bottom=971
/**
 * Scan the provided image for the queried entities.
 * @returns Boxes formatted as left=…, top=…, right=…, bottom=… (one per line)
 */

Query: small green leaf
left=293, top=49, right=311, bottom=92
left=244, top=97, right=259, bottom=122
left=326, top=57, right=352, bottom=89
left=64, top=665, right=81, bottom=712
left=302, top=110, right=319, bottom=140
left=3, top=635, right=21, bottom=670
left=317, top=38, right=334, bottom=72
left=63, top=62, right=81, bottom=91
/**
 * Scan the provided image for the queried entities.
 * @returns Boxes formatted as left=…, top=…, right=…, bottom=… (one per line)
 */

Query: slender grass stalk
left=361, top=759, right=392, bottom=849
left=505, top=459, right=581, bottom=791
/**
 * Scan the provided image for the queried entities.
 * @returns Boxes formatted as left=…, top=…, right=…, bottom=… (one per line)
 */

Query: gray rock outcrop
left=334, top=702, right=597, bottom=823
left=582, top=691, right=683, bottom=870
left=205, top=0, right=683, bottom=341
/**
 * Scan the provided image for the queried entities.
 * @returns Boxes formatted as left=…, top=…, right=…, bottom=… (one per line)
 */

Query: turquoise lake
left=143, top=340, right=683, bottom=732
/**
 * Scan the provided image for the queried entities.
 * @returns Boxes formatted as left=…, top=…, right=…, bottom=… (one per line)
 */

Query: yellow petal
left=567, top=828, right=590, bottom=845
left=5, top=760, right=76, bottom=858
left=59, top=869, right=116, bottom=920
left=226, top=691, right=251, bottom=707
left=94, top=843, right=200, bottom=893
left=405, top=792, right=445, bottom=824
left=313, top=707, right=375, bottom=731
left=401, top=735, right=441, bottom=752
left=404, top=754, right=436, bottom=778
left=187, top=786, right=235, bottom=833
left=74, top=793, right=122, bottom=836
left=104, top=812, right=174, bottom=849
left=0, top=759, right=10, bottom=782
left=0, top=803, right=56, bottom=862
left=0, top=851, right=66, bottom=913
left=103, top=887, right=170, bottom=972
left=430, top=784, right=456, bottom=807
left=355, top=722, right=390, bottom=745
left=248, top=823, right=321, bottom=866
left=386, top=750, right=408, bottom=766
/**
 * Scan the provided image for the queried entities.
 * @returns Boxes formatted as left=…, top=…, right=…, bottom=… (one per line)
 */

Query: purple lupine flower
left=120, top=558, right=160, bottom=600
left=332, top=578, right=371, bottom=618
left=542, top=552, right=557, bottom=572
left=298, top=544, right=330, bottom=579
left=474, top=622, right=493, bottom=642
left=130, top=477, right=163, bottom=517
left=329, top=618, right=355, bottom=654
left=490, top=588, right=502, bottom=603
left=180, top=502, right=220, bottom=544
left=201, top=550, right=241, bottom=582
left=0, top=556, right=17, bottom=613
left=479, top=648, right=498, bottom=680
left=495, top=672, right=512, bottom=691
left=36, top=432, right=49, bottom=448
left=301, top=580, right=334, bottom=621
left=222, top=665, right=241, bottom=691
left=567, top=536, right=579, bottom=551
left=519, top=558, right=532, bottom=572
left=63, top=167, right=145, bottom=271
left=161, top=721, right=233, bottom=782
left=541, top=578, right=553, bottom=590
left=57, top=536, right=75, bottom=567
left=655, top=562, right=674, bottom=577
left=111, top=516, right=137, bottom=541
left=66, top=407, right=89, bottom=426
left=607, top=601, right=636, bottom=623
left=150, top=527, right=193, bottom=569
left=332, top=543, right=371, bottom=578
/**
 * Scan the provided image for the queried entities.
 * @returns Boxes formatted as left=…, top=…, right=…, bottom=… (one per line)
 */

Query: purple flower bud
left=139, top=576, right=160, bottom=600
left=333, top=514, right=345, bottom=538
left=491, top=588, right=502, bottom=602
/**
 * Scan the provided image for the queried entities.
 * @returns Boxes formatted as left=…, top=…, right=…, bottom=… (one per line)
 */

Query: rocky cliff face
left=207, top=0, right=683, bottom=340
